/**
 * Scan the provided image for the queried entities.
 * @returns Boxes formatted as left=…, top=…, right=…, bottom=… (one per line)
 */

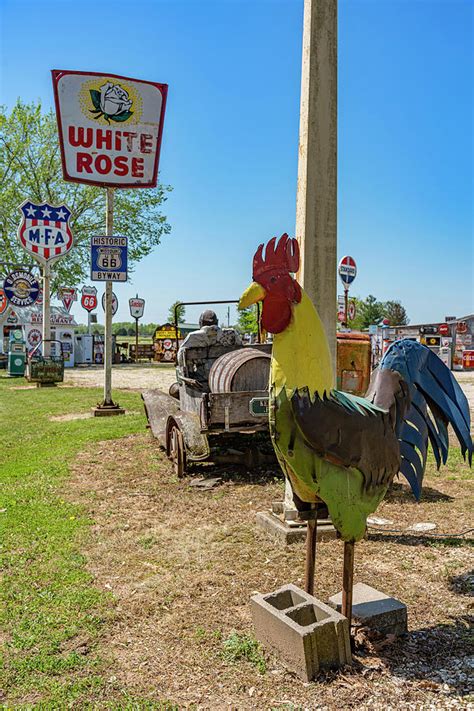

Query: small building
left=152, top=322, right=200, bottom=362
left=371, top=314, right=474, bottom=371
left=0, top=304, right=77, bottom=367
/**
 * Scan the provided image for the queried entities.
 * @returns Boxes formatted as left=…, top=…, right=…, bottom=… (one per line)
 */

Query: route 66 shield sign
left=97, top=248, right=122, bottom=270
left=91, top=236, right=127, bottom=282
left=81, top=286, right=97, bottom=312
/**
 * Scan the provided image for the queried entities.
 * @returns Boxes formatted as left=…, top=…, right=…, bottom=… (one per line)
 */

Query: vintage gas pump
left=8, top=329, right=26, bottom=376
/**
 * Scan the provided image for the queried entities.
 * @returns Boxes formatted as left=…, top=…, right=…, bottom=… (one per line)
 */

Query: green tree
left=383, top=300, right=409, bottom=326
left=0, top=101, right=171, bottom=289
left=236, top=306, right=259, bottom=335
left=168, top=301, right=186, bottom=324
left=358, top=294, right=385, bottom=328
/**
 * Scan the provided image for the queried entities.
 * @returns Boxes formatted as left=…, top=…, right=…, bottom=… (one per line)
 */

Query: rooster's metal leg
left=304, top=509, right=318, bottom=595
left=342, top=540, right=355, bottom=628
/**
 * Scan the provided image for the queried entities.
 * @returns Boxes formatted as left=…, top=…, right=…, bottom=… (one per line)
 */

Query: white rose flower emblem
left=89, top=82, right=133, bottom=123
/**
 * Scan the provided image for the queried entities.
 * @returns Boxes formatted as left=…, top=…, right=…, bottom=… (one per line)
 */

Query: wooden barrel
left=209, top=348, right=271, bottom=393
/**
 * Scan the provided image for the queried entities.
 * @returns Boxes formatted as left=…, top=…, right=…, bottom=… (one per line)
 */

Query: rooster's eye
left=270, top=276, right=277, bottom=284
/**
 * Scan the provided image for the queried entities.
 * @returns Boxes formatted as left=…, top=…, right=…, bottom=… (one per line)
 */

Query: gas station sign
left=0, top=288, right=7, bottom=315
left=52, top=70, right=168, bottom=188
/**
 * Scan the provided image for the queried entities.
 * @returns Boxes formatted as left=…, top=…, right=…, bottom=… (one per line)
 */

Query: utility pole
left=292, top=0, right=338, bottom=589
left=295, top=0, right=337, bottom=369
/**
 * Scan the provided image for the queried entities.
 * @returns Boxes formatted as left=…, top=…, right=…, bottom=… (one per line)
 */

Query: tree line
left=236, top=295, right=409, bottom=335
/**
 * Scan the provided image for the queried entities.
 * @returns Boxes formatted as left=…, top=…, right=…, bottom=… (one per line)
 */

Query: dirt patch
left=64, top=364, right=176, bottom=391
left=49, top=411, right=140, bottom=422
left=67, top=435, right=473, bottom=709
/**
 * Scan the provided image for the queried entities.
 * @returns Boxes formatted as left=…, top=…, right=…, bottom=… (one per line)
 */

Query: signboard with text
left=58, top=287, right=77, bottom=312
left=91, top=236, right=128, bottom=281
left=338, top=256, right=357, bottom=287
left=52, top=70, right=168, bottom=188
left=3, top=270, right=40, bottom=308
left=18, top=201, right=73, bottom=264
left=129, top=297, right=145, bottom=319
left=81, top=286, right=98, bottom=312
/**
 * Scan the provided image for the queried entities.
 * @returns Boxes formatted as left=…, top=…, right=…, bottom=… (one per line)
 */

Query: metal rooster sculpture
left=239, top=234, right=472, bottom=621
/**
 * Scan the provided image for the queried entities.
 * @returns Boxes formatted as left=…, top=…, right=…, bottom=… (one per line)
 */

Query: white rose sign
left=51, top=70, right=168, bottom=188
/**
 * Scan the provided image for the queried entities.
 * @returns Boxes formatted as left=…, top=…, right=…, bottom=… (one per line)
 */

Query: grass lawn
left=0, top=373, right=472, bottom=708
left=0, top=375, right=162, bottom=707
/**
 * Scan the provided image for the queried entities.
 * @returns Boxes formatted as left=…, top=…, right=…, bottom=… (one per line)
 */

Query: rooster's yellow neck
left=271, top=290, right=334, bottom=395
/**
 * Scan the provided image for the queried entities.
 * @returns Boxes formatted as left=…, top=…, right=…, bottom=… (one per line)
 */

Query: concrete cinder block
left=256, top=511, right=337, bottom=545
left=251, top=583, right=351, bottom=680
left=328, top=582, right=407, bottom=636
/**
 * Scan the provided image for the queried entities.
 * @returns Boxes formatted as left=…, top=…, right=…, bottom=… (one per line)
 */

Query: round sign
left=28, top=328, right=42, bottom=348
left=338, top=256, right=357, bottom=286
left=0, top=288, right=7, bottom=315
left=438, top=323, right=450, bottom=336
left=3, top=270, right=40, bottom=308
left=163, top=351, right=173, bottom=361
left=101, top=291, right=118, bottom=316
left=162, top=338, right=172, bottom=350
left=457, top=321, right=468, bottom=334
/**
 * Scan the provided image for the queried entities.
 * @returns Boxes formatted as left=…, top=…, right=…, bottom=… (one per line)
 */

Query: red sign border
left=51, top=69, right=168, bottom=189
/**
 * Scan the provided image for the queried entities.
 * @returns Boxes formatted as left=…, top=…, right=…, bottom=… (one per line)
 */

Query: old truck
left=142, top=305, right=274, bottom=476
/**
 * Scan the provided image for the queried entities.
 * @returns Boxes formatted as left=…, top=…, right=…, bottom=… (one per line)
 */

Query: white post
left=284, top=0, right=337, bottom=520
left=296, top=0, right=337, bottom=368
left=42, top=263, right=51, bottom=358
left=103, top=187, right=114, bottom=406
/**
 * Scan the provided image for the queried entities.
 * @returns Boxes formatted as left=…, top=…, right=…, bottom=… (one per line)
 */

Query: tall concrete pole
left=284, top=0, right=337, bottom=520
left=295, top=0, right=337, bottom=369
left=42, top=263, right=51, bottom=359
left=103, top=187, right=114, bottom=406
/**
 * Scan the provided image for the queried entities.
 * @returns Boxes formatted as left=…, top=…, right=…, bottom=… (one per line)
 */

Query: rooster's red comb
left=253, top=234, right=300, bottom=279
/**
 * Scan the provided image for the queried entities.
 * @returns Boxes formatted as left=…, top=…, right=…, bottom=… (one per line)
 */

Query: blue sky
left=1, top=0, right=472, bottom=327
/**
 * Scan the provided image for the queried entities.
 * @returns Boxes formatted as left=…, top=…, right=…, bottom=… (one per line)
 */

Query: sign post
left=104, top=188, right=115, bottom=408
left=338, top=256, right=357, bottom=327
left=17, top=201, right=74, bottom=364
left=81, top=285, right=97, bottom=334
left=52, top=69, right=167, bottom=413
left=129, top=295, right=145, bottom=363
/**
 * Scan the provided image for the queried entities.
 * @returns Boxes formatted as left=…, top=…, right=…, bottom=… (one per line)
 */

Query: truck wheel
left=168, top=423, right=186, bottom=478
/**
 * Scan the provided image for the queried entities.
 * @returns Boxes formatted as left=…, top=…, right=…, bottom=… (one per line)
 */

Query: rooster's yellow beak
left=238, top=282, right=266, bottom=310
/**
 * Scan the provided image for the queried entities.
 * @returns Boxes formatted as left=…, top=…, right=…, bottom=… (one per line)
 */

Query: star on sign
left=41, top=206, right=52, bottom=218
left=55, top=208, right=67, bottom=220
left=25, top=205, right=36, bottom=217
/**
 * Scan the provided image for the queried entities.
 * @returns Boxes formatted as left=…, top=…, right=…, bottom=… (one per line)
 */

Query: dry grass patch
left=68, top=435, right=473, bottom=709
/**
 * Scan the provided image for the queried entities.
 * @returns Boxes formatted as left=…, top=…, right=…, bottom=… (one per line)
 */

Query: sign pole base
left=92, top=402, right=125, bottom=417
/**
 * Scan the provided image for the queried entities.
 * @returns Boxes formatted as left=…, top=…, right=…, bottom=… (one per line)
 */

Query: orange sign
left=0, top=288, right=7, bottom=315
left=462, top=351, right=474, bottom=369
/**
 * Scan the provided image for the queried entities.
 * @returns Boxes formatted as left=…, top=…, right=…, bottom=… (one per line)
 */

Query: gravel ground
left=63, top=363, right=177, bottom=391
left=64, top=365, right=474, bottom=414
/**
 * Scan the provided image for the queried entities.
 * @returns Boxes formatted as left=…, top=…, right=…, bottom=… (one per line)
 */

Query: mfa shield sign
left=52, top=70, right=168, bottom=188
left=91, top=236, right=128, bottom=282
left=18, top=201, right=74, bottom=264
